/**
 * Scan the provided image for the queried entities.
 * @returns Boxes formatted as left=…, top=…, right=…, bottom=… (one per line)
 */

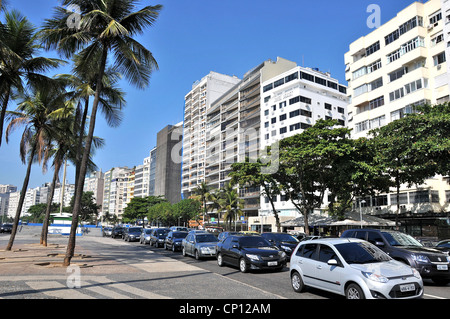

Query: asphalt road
left=1, top=232, right=449, bottom=301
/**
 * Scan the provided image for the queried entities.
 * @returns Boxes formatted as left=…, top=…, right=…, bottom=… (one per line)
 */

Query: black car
left=150, top=228, right=170, bottom=247
left=123, top=227, right=142, bottom=242
left=111, top=226, right=124, bottom=239
left=261, top=232, right=299, bottom=258
left=217, top=231, right=240, bottom=242
left=164, top=231, right=188, bottom=251
left=341, top=229, right=450, bottom=285
left=216, top=235, right=287, bottom=273
left=435, top=239, right=450, bottom=254
left=0, top=223, right=12, bottom=233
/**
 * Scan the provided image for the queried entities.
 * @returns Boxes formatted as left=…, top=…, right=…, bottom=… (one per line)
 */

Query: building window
left=274, top=78, right=285, bottom=88
left=389, top=87, right=404, bottom=102
left=264, top=109, right=269, bottom=116
left=300, top=72, right=315, bottom=82
left=315, top=76, right=327, bottom=86
left=433, top=52, right=446, bottom=66
left=279, top=101, right=286, bottom=108
left=367, top=59, right=382, bottom=74
left=369, top=96, right=384, bottom=109
left=263, top=83, right=273, bottom=93
left=280, top=127, right=287, bottom=134
left=365, top=41, right=380, bottom=57
left=271, top=117, right=276, bottom=124
left=289, top=110, right=300, bottom=118
left=409, top=191, right=429, bottom=204
left=390, top=193, right=408, bottom=205
left=324, top=103, right=332, bottom=110
left=337, top=107, right=345, bottom=114
left=285, top=72, right=298, bottom=83
left=279, top=114, right=287, bottom=121
left=429, top=11, right=442, bottom=25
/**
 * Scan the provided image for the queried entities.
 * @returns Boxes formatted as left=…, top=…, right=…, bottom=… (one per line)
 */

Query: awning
left=281, top=210, right=395, bottom=227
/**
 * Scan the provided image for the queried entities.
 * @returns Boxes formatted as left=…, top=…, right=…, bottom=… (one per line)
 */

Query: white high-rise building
left=83, top=171, right=105, bottom=211
left=344, top=0, right=450, bottom=234
left=251, top=64, right=348, bottom=232
left=102, top=167, right=132, bottom=220
left=182, top=72, right=241, bottom=198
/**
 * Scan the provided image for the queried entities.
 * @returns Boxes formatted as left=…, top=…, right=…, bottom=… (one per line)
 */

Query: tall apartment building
left=182, top=72, right=241, bottom=198
left=83, top=170, right=105, bottom=211
left=148, top=147, right=157, bottom=197
left=0, top=185, right=17, bottom=219
left=345, top=0, right=450, bottom=234
left=155, top=123, right=183, bottom=204
left=204, top=57, right=298, bottom=219
left=253, top=65, right=348, bottom=231
left=102, top=166, right=132, bottom=220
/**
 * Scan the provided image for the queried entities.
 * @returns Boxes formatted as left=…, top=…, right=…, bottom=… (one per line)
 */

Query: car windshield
left=267, top=233, right=299, bottom=243
left=381, top=231, right=422, bottom=247
left=335, top=242, right=391, bottom=264
left=144, top=229, right=152, bottom=234
left=196, top=234, right=218, bottom=243
left=129, top=228, right=142, bottom=233
left=239, top=236, right=272, bottom=248
left=173, top=232, right=188, bottom=238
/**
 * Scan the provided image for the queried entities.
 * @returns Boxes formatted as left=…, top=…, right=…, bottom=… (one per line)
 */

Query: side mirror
left=327, top=259, right=338, bottom=266
left=232, top=244, right=239, bottom=249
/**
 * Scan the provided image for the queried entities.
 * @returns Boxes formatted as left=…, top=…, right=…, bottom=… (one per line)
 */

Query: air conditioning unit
left=428, top=24, right=434, bottom=30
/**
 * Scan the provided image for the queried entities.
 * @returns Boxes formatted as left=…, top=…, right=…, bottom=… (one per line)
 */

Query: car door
left=296, top=243, right=319, bottom=286
left=220, top=237, right=233, bottom=264
left=314, top=244, right=344, bottom=294
left=184, top=234, right=193, bottom=255
left=228, top=237, right=241, bottom=267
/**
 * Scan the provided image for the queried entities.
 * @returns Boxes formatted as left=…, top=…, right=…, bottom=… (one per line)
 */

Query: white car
left=290, top=238, right=423, bottom=299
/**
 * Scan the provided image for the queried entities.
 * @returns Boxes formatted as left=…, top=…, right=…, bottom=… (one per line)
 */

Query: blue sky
left=0, top=0, right=416, bottom=190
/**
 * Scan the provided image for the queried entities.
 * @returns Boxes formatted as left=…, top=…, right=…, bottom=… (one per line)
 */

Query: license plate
left=267, top=261, right=277, bottom=266
left=437, top=264, right=448, bottom=271
left=400, top=284, right=415, bottom=292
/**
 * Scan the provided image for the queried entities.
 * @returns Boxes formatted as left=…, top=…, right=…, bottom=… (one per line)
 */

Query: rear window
left=297, top=243, right=318, bottom=259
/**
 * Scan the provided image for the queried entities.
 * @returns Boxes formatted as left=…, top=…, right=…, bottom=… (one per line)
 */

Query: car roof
left=300, top=238, right=366, bottom=245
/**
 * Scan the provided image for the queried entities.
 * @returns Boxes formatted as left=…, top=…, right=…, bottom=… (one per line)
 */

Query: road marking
left=90, top=277, right=171, bottom=299
left=26, top=281, right=95, bottom=299
left=424, top=293, right=446, bottom=299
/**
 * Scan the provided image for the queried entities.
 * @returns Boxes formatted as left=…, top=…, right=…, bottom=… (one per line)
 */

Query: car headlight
left=412, top=254, right=429, bottom=264
left=280, top=245, right=292, bottom=252
left=412, top=268, right=421, bottom=280
left=246, top=254, right=261, bottom=261
left=362, top=271, right=389, bottom=283
left=278, top=251, right=287, bottom=258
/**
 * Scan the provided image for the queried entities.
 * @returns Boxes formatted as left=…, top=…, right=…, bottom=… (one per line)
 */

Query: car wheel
left=172, top=245, right=176, bottom=252
left=195, top=250, right=200, bottom=260
left=345, top=283, right=365, bottom=299
left=239, top=258, right=248, bottom=273
left=291, top=271, right=305, bottom=293
left=217, top=253, right=224, bottom=267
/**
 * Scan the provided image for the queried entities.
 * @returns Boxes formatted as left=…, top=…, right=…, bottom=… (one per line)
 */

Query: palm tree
left=0, top=10, right=65, bottom=146
left=41, top=0, right=162, bottom=266
left=194, top=182, right=210, bottom=227
left=206, top=189, right=224, bottom=228
left=4, top=83, right=69, bottom=251
left=219, top=183, right=244, bottom=231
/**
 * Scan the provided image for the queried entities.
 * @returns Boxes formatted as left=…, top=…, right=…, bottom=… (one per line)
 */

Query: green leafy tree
left=219, top=183, right=244, bottom=231
left=278, top=120, right=354, bottom=235
left=26, top=203, right=58, bottom=223
left=123, top=197, right=150, bottom=224
left=67, top=191, right=101, bottom=223
left=172, top=198, right=201, bottom=227
left=370, top=103, right=450, bottom=226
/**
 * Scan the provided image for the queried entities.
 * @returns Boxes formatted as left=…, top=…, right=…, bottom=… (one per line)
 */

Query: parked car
left=261, top=232, right=299, bottom=259
left=217, top=235, right=287, bottom=273
left=123, top=227, right=142, bottom=242
left=164, top=231, right=188, bottom=251
left=217, top=231, right=240, bottom=242
left=111, top=226, right=124, bottom=239
left=341, top=229, right=450, bottom=285
left=170, top=226, right=189, bottom=232
left=140, top=228, right=153, bottom=244
left=102, top=227, right=112, bottom=237
left=434, top=239, right=450, bottom=254
left=182, top=231, right=219, bottom=259
left=299, top=235, right=322, bottom=242
left=150, top=228, right=170, bottom=247
left=0, top=223, right=12, bottom=233
left=290, top=238, right=423, bottom=299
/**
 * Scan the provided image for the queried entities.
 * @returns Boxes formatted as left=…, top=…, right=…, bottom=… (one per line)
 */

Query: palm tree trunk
left=40, top=159, right=62, bottom=246
left=64, top=49, right=108, bottom=267
left=0, top=86, right=11, bottom=147
left=6, top=145, right=36, bottom=251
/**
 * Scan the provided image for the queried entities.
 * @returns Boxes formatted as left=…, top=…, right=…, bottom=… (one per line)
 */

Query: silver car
left=290, top=238, right=423, bottom=299
left=182, top=231, right=219, bottom=259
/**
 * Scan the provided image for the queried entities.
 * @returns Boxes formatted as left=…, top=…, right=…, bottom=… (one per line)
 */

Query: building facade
left=182, top=72, right=241, bottom=198
left=251, top=64, right=349, bottom=232
left=345, top=0, right=450, bottom=237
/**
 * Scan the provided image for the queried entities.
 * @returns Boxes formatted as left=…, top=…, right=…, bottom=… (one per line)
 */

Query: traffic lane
left=133, top=240, right=340, bottom=299
left=132, top=239, right=450, bottom=300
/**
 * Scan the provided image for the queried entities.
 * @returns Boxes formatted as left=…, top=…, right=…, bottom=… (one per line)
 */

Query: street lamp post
left=359, top=199, right=366, bottom=229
